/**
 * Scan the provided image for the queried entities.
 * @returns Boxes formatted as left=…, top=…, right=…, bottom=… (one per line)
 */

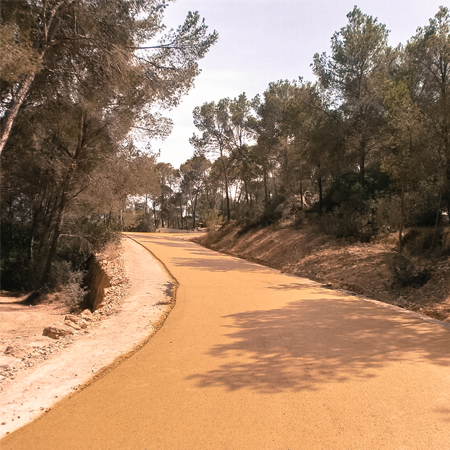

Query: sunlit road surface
left=3, top=233, right=450, bottom=449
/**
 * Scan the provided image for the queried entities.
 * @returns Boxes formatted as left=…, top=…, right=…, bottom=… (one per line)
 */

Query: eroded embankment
left=0, top=237, right=174, bottom=438
left=194, top=223, right=450, bottom=323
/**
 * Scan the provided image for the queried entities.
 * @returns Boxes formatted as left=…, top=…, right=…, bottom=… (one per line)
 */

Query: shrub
left=204, top=209, right=223, bottom=229
left=401, top=228, right=444, bottom=255
left=60, top=270, right=87, bottom=312
left=389, top=253, right=431, bottom=287
left=48, top=260, right=87, bottom=311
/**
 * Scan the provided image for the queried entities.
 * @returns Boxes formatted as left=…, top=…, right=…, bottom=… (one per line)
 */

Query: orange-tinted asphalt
left=3, top=233, right=450, bottom=449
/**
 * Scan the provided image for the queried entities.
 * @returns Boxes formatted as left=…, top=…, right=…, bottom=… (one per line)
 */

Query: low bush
left=204, top=209, right=223, bottom=229
left=389, top=253, right=431, bottom=287
left=48, top=260, right=87, bottom=311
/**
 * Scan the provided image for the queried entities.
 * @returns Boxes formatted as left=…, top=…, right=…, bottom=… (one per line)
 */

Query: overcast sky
left=152, top=0, right=445, bottom=168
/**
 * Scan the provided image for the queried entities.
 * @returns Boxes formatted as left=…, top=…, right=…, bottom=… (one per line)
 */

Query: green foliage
left=1, top=0, right=217, bottom=292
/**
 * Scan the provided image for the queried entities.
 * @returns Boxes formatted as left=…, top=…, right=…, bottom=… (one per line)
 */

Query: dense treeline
left=2, top=4, right=449, bottom=296
left=1, top=0, right=217, bottom=292
left=144, top=7, right=449, bottom=255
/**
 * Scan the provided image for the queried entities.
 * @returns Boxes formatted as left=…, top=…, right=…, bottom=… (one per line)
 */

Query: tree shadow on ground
left=129, top=234, right=270, bottom=273
left=126, top=234, right=190, bottom=248
left=171, top=255, right=266, bottom=273
left=187, top=297, right=450, bottom=394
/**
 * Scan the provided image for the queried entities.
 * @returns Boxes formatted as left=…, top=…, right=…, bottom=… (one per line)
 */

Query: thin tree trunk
left=28, top=210, right=40, bottom=261
left=193, top=192, right=198, bottom=229
left=153, top=201, right=158, bottom=229
left=41, top=193, right=67, bottom=283
left=263, top=168, right=268, bottom=204
left=399, top=179, right=404, bottom=254
left=300, top=177, right=304, bottom=210
left=431, top=191, right=442, bottom=250
left=41, top=110, right=86, bottom=284
left=222, top=160, right=231, bottom=221
left=0, top=73, right=36, bottom=155
left=37, top=191, right=61, bottom=256
left=318, top=164, right=323, bottom=215
left=244, top=180, right=249, bottom=207
left=359, top=141, right=366, bottom=189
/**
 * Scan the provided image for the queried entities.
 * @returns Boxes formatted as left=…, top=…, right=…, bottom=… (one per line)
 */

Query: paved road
left=3, top=233, right=450, bottom=449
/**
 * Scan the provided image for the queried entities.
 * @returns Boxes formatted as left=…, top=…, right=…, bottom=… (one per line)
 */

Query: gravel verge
left=0, top=237, right=175, bottom=438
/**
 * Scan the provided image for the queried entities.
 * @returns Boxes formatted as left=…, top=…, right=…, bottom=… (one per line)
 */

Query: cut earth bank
left=194, top=222, right=450, bottom=324
left=0, top=237, right=175, bottom=438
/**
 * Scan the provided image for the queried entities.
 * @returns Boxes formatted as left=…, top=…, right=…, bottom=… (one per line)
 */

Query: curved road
left=3, top=233, right=450, bottom=449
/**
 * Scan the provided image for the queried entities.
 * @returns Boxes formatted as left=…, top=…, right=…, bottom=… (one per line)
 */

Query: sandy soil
left=195, top=222, right=450, bottom=323
left=3, top=232, right=449, bottom=449
left=0, top=237, right=174, bottom=438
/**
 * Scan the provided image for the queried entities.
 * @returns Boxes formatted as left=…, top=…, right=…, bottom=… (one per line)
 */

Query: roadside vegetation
left=1, top=0, right=217, bottom=299
left=1, top=4, right=449, bottom=309
left=129, top=7, right=450, bottom=253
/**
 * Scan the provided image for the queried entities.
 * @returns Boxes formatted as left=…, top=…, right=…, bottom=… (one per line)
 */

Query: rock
left=64, top=321, right=81, bottom=331
left=64, top=315, right=88, bottom=329
left=81, top=309, right=94, bottom=321
left=43, top=324, right=75, bottom=340
left=78, top=320, right=88, bottom=329
left=0, top=355, right=24, bottom=371
left=4, top=345, right=28, bottom=358
left=65, top=314, right=80, bottom=323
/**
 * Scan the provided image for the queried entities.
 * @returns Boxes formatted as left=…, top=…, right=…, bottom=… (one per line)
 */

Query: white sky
left=152, top=0, right=446, bottom=168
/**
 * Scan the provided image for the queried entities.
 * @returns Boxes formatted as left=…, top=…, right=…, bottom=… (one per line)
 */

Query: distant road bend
left=3, top=232, right=450, bottom=449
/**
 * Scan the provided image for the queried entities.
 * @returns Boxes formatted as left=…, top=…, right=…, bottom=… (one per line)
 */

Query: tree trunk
left=244, top=180, right=249, bottom=207
left=398, top=179, right=404, bottom=254
left=318, top=166, right=323, bottom=215
left=28, top=209, right=40, bottom=261
left=263, top=168, right=269, bottom=204
left=299, top=177, right=304, bottom=210
left=179, top=198, right=184, bottom=229
left=41, top=110, right=86, bottom=284
left=41, top=193, right=67, bottom=283
left=193, top=192, right=198, bottom=229
left=222, top=161, right=231, bottom=221
left=0, top=73, right=36, bottom=155
left=153, top=201, right=158, bottom=229
left=359, top=141, right=366, bottom=189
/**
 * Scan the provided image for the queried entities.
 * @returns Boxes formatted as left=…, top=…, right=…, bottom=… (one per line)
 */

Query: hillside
left=194, top=222, right=450, bottom=324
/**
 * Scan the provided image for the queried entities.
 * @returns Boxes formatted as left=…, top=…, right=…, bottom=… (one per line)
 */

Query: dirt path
left=0, top=238, right=173, bottom=438
left=3, top=233, right=450, bottom=449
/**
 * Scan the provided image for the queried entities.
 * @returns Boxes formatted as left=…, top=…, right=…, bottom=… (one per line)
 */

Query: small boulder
left=4, top=345, right=28, bottom=358
left=81, top=309, right=94, bottom=321
left=64, top=321, right=81, bottom=331
left=78, top=320, right=88, bottom=329
left=65, top=314, right=80, bottom=323
left=43, top=324, right=75, bottom=340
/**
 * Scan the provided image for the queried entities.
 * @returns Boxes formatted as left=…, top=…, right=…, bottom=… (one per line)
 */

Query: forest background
left=1, top=1, right=449, bottom=304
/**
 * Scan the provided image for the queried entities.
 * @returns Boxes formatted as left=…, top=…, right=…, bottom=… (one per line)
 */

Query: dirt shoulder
left=0, top=237, right=174, bottom=438
left=194, top=222, right=450, bottom=324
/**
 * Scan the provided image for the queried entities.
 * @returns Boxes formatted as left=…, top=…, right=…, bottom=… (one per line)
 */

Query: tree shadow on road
left=171, top=255, right=267, bottom=273
left=187, top=296, right=450, bottom=394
